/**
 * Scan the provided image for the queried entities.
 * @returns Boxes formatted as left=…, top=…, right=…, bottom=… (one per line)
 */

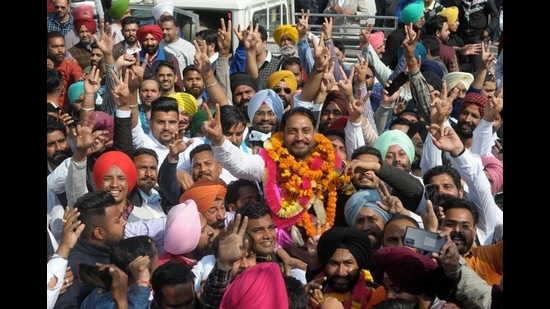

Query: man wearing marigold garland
left=305, top=226, right=375, bottom=308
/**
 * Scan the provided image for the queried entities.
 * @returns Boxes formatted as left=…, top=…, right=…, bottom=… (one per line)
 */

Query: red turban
left=137, top=24, right=163, bottom=43
left=179, top=179, right=227, bottom=214
left=220, top=263, right=289, bottom=309
left=458, top=93, right=487, bottom=118
left=74, top=17, right=97, bottom=34
left=72, top=4, right=94, bottom=19
left=93, top=151, right=137, bottom=192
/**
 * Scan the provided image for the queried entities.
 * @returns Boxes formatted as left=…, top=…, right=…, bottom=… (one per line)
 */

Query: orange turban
left=272, top=25, right=298, bottom=45
left=266, top=70, right=297, bottom=92
left=137, top=24, right=163, bottom=43
left=179, top=179, right=227, bottom=214
left=93, top=151, right=137, bottom=192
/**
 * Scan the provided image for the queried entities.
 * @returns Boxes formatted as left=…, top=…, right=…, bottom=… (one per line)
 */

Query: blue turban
left=247, top=89, right=284, bottom=123
left=397, top=0, right=425, bottom=24
left=344, top=189, right=390, bottom=226
left=397, top=41, right=427, bottom=63
left=67, top=81, right=85, bottom=106
left=373, top=129, right=415, bottom=163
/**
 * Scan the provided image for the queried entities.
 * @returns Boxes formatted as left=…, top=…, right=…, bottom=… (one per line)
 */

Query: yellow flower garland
left=264, top=132, right=347, bottom=239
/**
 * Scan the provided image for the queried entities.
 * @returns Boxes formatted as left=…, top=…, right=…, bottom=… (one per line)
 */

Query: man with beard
left=112, top=16, right=142, bottom=61
left=47, top=120, right=73, bottom=176
left=47, top=0, right=74, bottom=36
left=306, top=226, right=375, bottom=308
left=230, top=72, right=258, bottom=123
left=439, top=198, right=503, bottom=286
left=136, top=24, right=184, bottom=92
left=441, top=71, right=474, bottom=119
left=244, top=89, right=284, bottom=153
left=135, top=78, right=161, bottom=134
left=451, top=92, right=487, bottom=149
left=154, top=60, right=179, bottom=96
left=158, top=199, right=216, bottom=268
left=182, top=65, right=207, bottom=106
left=69, top=16, right=98, bottom=71
left=159, top=15, right=196, bottom=79
left=47, top=31, right=84, bottom=111
left=127, top=147, right=167, bottom=221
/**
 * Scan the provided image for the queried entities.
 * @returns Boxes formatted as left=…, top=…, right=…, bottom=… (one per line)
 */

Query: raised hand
left=305, top=275, right=327, bottom=307
left=375, top=182, right=408, bottom=215
left=312, top=32, right=330, bottom=72
left=402, top=23, right=420, bottom=60
left=321, top=17, right=333, bottom=42
left=296, top=9, right=310, bottom=38
left=359, top=23, right=373, bottom=48
left=243, top=21, right=260, bottom=51
left=217, top=18, right=232, bottom=55
left=426, top=123, right=464, bottom=156
left=216, top=213, right=249, bottom=269
left=480, top=40, right=496, bottom=70
left=110, top=68, right=131, bottom=108
left=128, top=255, right=151, bottom=283
left=84, top=65, right=102, bottom=95
left=460, top=42, right=482, bottom=56
left=429, top=80, right=453, bottom=126
left=193, top=39, right=212, bottom=76
left=337, top=65, right=355, bottom=100
left=93, top=22, right=114, bottom=56
left=200, top=103, right=224, bottom=146
left=232, top=23, right=247, bottom=45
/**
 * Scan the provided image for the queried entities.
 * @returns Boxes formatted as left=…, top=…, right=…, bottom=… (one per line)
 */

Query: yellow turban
left=168, top=92, right=198, bottom=116
left=266, top=70, right=298, bottom=92
left=439, top=6, right=459, bottom=27
left=272, top=25, right=299, bottom=45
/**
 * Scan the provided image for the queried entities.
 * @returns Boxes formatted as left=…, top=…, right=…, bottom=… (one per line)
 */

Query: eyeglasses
left=273, top=86, right=292, bottom=94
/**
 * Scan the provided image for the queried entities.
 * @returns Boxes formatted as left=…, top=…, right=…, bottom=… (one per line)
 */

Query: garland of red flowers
left=262, top=132, right=348, bottom=239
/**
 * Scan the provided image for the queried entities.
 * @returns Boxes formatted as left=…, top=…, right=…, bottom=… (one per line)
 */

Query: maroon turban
left=74, top=17, right=97, bottom=34
left=137, top=24, right=163, bottom=43
left=81, top=111, right=114, bottom=141
left=93, top=151, right=137, bottom=192
left=373, top=246, right=440, bottom=296
left=458, top=93, right=487, bottom=118
left=322, top=90, right=349, bottom=117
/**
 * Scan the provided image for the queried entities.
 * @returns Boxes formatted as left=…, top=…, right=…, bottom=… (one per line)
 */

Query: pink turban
left=72, top=4, right=94, bottom=19
left=74, top=17, right=97, bottom=34
left=164, top=200, right=202, bottom=255
left=481, top=155, right=503, bottom=194
left=220, top=263, right=289, bottom=309
left=369, top=31, right=385, bottom=49
left=137, top=24, right=163, bottom=43
left=458, top=93, right=487, bottom=118
left=93, top=150, right=137, bottom=192
left=179, top=179, right=227, bottom=215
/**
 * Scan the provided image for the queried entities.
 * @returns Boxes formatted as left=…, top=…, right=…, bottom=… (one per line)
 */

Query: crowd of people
left=47, top=0, right=503, bottom=308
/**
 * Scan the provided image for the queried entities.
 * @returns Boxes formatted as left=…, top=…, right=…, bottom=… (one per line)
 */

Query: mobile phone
left=404, top=226, right=446, bottom=254
left=384, top=72, right=409, bottom=96
left=424, top=184, right=439, bottom=208
left=78, top=263, right=112, bottom=289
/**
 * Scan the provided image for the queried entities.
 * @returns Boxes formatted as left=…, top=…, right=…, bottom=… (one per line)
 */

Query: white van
left=129, top=0, right=293, bottom=54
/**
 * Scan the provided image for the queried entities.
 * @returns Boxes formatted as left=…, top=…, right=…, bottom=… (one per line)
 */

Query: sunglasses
left=273, top=86, right=292, bottom=94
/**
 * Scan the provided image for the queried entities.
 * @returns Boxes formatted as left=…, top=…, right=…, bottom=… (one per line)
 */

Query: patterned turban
left=458, top=92, right=488, bottom=118
left=164, top=200, right=202, bottom=255
left=137, top=24, right=163, bottom=43
left=272, top=25, right=299, bottom=45
left=168, top=92, right=198, bottom=116
left=108, top=0, right=130, bottom=21
left=179, top=179, right=227, bottom=215
left=247, top=89, right=284, bottom=123
left=317, top=226, right=372, bottom=270
left=93, top=150, right=137, bottom=192
left=373, top=129, right=415, bottom=163
left=266, top=70, right=298, bottom=92
left=74, top=17, right=97, bottom=34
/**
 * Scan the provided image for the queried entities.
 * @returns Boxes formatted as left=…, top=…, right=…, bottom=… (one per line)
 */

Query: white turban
left=152, top=1, right=175, bottom=20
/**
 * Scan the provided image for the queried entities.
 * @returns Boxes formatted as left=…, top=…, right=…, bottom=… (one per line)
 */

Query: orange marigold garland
left=261, top=132, right=350, bottom=241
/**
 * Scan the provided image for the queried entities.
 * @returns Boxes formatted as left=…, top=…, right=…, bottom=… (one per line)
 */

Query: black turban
left=230, top=72, right=258, bottom=96
left=317, top=227, right=372, bottom=271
